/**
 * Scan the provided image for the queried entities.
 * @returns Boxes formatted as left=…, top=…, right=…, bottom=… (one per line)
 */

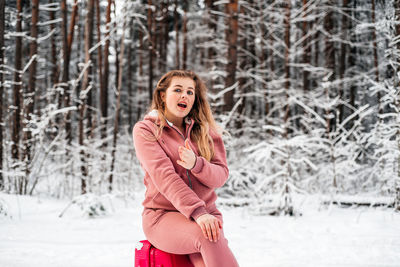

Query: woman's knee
left=194, top=230, right=229, bottom=253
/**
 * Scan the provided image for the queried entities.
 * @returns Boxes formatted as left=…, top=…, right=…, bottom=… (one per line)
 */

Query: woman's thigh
left=142, top=209, right=205, bottom=255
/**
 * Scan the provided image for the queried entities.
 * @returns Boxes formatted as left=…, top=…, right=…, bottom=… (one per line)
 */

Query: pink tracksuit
left=132, top=110, right=239, bottom=267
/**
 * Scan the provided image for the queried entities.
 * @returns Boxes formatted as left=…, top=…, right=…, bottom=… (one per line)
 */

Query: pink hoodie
left=132, top=110, right=229, bottom=221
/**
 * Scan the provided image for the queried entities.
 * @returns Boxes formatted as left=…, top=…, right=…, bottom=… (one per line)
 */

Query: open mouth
left=177, top=103, right=187, bottom=109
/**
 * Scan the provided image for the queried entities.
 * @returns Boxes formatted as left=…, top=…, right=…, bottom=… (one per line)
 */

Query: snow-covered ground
left=1, top=192, right=399, bottom=267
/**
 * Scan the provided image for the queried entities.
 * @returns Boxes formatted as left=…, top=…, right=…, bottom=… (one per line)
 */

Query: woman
left=132, top=70, right=239, bottom=267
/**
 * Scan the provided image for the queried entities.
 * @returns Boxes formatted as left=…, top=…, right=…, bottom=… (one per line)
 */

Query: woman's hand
left=195, top=214, right=223, bottom=242
left=177, top=139, right=197, bottom=170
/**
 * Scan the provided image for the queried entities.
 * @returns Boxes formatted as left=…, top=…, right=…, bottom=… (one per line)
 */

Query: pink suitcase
left=135, top=240, right=194, bottom=267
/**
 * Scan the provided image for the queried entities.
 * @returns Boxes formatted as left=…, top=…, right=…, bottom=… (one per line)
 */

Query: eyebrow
left=173, top=84, right=194, bottom=90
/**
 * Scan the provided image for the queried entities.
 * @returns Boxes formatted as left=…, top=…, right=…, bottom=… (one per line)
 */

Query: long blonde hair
left=149, top=70, right=222, bottom=161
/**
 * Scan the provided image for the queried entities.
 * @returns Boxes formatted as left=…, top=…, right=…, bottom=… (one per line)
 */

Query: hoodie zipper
left=168, top=123, right=193, bottom=189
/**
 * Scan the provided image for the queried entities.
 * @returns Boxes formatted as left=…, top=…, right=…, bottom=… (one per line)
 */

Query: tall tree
left=395, top=0, right=400, bottom=211
left=182, top=0, right=188, bottom=70
left=60, top=0, right=75, bottom=147
left=152, top=2, right=158, bottom=77
left=257, top=1, right=269, bottom=120
left=348, top=0, right=357, bottom=114
left=159, top=0, right=169, bottom=73
left=148, top=0, right=154, bottom=100
left=283, top=0, right=291, bottom=137
left=0, top=0, right=4, bottom=190
left=223, top=0, right=239, bottom=113
left=79, top=0, right=95, bottom=194
left=267, top=0, right=276, bottom=120
left=236, top=2, right=249, bottom=131
left=174, top=0, right=180, bottom=69
left=68, top=0, right=79, bottom=57
left=113, top=0, right=120, bottom=114
left=95, top=0, right=103, bottom=108
left=324, top=0, right=338, bottom=191
left=12, top=0, right=23, bottom=173
left=205, top=0, right=217, bottom=74
left=302, top=0, right=310, bottom=93
left=324, top=0, right=335, bottom=134
left=22, top=0, right=40, bottom=194
left=137, top=27, right=144, bottom=121
left=282, top=0, right=294, bottom=216
left=371, top=0, right=381, bottom=115
left=203, top=0, right=218, bottom=93
left=338, top=0, right=348, bottom=123
left=49, top=0, right=59, bottom=87
left=109, top=18, right=127, bottom=192
left=127, top=19, right=134, bottom=126
left=100, top=0, right=112, bottom=141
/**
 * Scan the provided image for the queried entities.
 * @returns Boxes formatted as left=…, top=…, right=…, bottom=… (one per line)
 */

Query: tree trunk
left=22, top=0, right=39, bottom=194
left=394, top=0, right=400, bottom=211
left=312, top=5, right=320, bottom=91
left=157, top=2, right=164, bottom=72
left=60, top=0, right=72, bottom=193
left=182, top=0, right=188, bottom=70
left=283, top=0, right=291, bottom=137
left=205, top=0, right=217, bottom=89
left=0, top=0, right=4, bottom=190
left=174, top=0, right=180, bottom=69
left=338, top=0, right=348, bottom=123
left=349, top=0, right=357, bottom=123
left=113, top=0, right=119, bottom=110
left=127, top=19, right=134, bottom=126
left=148, top=0, right=154, bottom=101
left=68, top=0, right=79, bottom=56
left=49, top=0, right=59, bottom=87
left=95, top=0, right=103, bottom=109
left=164, top=1, right=169, bottom=73
left=153, top=3, right=158, bottom=75
left=236, top=3, right=247, bottom=132
left=136, top=28, right=143, bottom=121
left=371, top=0, right=381, bottom=115
left=66, top=0, right=79, bottom=136
left=324, top=0, right=336, bottom=135
left=61, top=0, right=72, bottom=146
left=159, top=0, right=169, bottom=73
left=75, top=5, right=83, bottom=108
left=100, top=0, right=112, bottom=142
left=109, top=19, right=127, bottom=193
left=247, top=0, right=257, bottom=117
left=269, top=0, right=275, bottom=76
left=282, top=0, right=294, bottom=215
left=79, top=0, right=95, bottom=194
left=223, top=0, right=239, bottom=113
left=268, top=0, right=276, bottom=119
left=302, top=0, right=310, bottom=93
left=12, top=0, right=23, bottom=173
left=324, top=0, right=338, bottom=191
left=257, top=1, right=268, bottom=119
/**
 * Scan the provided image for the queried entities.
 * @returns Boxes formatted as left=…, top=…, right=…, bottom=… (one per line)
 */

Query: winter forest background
left=1, top=0, right=400, bottom=217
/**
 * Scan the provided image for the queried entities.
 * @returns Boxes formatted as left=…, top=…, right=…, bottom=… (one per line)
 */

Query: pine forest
left=1, top=0, right=400, bottom=216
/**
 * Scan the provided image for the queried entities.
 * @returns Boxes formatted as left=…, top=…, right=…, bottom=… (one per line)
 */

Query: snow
left=1, top=192, right=400, bottom=267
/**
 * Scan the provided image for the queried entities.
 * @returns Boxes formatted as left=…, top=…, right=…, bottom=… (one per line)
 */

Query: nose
left=181, top=91, right=189, bottom=98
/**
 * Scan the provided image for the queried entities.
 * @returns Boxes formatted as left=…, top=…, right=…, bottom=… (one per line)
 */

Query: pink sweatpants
left=142, top=208, right=239, bottom=267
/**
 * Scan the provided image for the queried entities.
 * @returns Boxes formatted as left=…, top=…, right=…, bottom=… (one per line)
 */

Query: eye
left=174, top=88, right=181, bottom=92
left=188, top=91, right=194, bottom=95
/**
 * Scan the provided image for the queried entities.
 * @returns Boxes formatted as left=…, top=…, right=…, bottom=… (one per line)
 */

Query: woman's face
left=160, top=77, right=196, bottom=124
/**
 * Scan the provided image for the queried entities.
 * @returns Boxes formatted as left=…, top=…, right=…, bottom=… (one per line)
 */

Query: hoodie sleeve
left=133, top=122, right=206, bottom=219
left=189, top=131, right=229, bottom=188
